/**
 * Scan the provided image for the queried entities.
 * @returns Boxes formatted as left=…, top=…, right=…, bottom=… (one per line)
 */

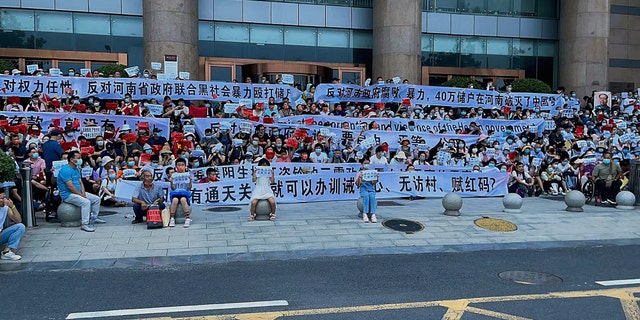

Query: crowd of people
left=0, top=70, right=637, bottom=241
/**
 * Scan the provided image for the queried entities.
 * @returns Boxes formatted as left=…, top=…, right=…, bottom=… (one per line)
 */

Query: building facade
left=0, top=0, right=635, bottom=97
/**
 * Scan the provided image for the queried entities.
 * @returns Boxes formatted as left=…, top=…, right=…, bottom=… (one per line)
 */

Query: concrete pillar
left=143, top=0, right=199, bottom=80
left=372, top=0, right=422, bottom=84
left=559, top=0, right=610, bottom=97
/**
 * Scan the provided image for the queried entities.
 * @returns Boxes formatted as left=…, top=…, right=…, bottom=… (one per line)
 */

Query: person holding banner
left=57, top=151, right=103, bottom=232
left=248, top=158, right=276, bottom=221
left=355, top=159, right=378, bottom=223
left=168, top=158, right=192, bottom=227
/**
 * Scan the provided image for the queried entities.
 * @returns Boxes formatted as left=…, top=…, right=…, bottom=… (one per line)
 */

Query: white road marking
left=65, top=299, right=289, bottom=319
left=596, top=278, right=640, bottom=286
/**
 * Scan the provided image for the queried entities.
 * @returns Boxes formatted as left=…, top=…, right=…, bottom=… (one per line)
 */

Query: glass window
left=487, top=55, right=511, bottom=69
left=36, top=11, right=72, bottom=33
left=74, top=13, right=110, bottom=35
left=318, top=29, right=349, bottom=48
left=433, top=35, right=459, bottom=53
left=341, top=71, right=362, bottom=85
left=58, top=62, right=85, bottom=74
left=215, top=22, right=249, bottom=43
left=430, top=0, right=458, bottom=12
left=487, top=0, right=511, bottom=14
left=459, top=0, right=484, bottom=13
left=199, top=21, right=214, bottom=41
left=285, top=27, right=316, bottom=46
left=486, top=38, right=511, bottom=55
left=250, top=25, right=283, bottom=45
left=352, top=30, right=372, bottom=49
left=513, top=0, right=536, bottom=16
left=210, top=66, right=232, bottom=82
left=513, top=39, right=534, bottom=56
left=537, top=0, right=557, bottom=18
left=537, top=40, right=557, bottom=57
left=111, top=16, right=142, bottom=37
left=460, top=37, right=485, bottom=54
left=421, top=34, right=433, bottom=52
left=0, top=9, right=35, bottom=31
left=461, top=54, right=486, bottom=68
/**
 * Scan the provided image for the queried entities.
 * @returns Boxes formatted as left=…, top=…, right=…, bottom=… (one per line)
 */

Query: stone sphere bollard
left=564, top=190, right=586, bottom=212
left=616, top=191, right=636, bottom=210
left=442, top=193, right=462, bottom=216
left=57, top=202, right=81, bottom=227
left=254, top=199, right=273, bottom=221
left=357, top=197, right=363, bottom=218
left=503, top=193, right=523, bottom=213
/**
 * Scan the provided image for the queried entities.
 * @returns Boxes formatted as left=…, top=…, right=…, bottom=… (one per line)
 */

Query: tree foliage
left=96, top=64, right=128, bottom=77
left=0, top=59, right=17, bottom=73
left=443, top=77, right=482, bottom=89
left=511, top=78, right=552, bottom=93
left=0, top=152, right=16, bottom=183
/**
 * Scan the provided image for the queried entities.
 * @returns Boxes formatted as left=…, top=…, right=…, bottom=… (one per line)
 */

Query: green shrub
left=0, top=153, right=16, bottom=183
left=511, top=78, right=552, bottom=93
left=96, top=64, right=128, bottom=77
left=443, top=77, right=482, bottom=89
left=0, top=59, right=17, bottom=73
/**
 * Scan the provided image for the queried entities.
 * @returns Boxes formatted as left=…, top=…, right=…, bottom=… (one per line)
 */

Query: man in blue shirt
left=42, top=129, right=63, bottom=188
left=57, top=151, right=103, bottom=232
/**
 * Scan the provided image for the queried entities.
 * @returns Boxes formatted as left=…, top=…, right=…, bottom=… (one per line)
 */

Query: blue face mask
left=205, top=103, right=211, bottom=108
left=488, top=163, right=495, bottom=168
left=524, top=149, right=530, bottom=154
left=128, top=161, right=135, bottom=167
left=75, top=159, right=83, bottom=167
left=602, top=159, right=611, bottom=165
left=88, top=99, right=93, bottom=104
left=507, top=140, right=513, bottom=144
left=32, top=153, right=39, bottom=159
left=124, top=98, right=130, bottom=103
left=145, top=149, right=152, bottom=154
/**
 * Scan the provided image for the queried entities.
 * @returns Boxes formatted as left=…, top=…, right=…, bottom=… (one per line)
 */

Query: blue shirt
left=57, top=164, right=82, bottom=201
left=42, top=140, right=63, bottom=172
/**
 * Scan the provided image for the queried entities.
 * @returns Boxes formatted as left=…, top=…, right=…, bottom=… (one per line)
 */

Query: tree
left=443, top=77, right=481, bottom=89
left=96, top=64, right=128, bottom=77
left=0, top=152, right=17, bottom=186
left=0, top=59, right=17, bottom=73
left=511, top=78, right=552, bottom=93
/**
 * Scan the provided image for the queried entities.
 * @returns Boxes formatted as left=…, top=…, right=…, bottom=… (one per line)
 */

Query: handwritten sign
left=618, top=122, right=628, bottom=129
left=151, top=62, right=162, bottom=70
left=81, top=126, right=102, bottom=139
left=545, top=120, right=556, bottom=130
left=178, top=72, right=190, bottom=80
left=437, top=151, right=451, bottom=163
left=359, top=136, right=376, bottom=150
left=183, top=125, right=195, bottom=134
left=124, top=66, right=139, bottom=77
left=239, top=122, right=253, bottom=134
left=224, top=103, right=239, bottom=114
left=577, top=140, right=587, bottom=149
left=122, top=169, right=137, bottom=179
left=255, top=166, right=272, bottom=177
left=26, top=64, right=38, bottom=74
left=233, top=138, right=243, bottom=147
left=392, top=77, right=401, bottom=84
left=146, top=103, right=164, bottom=115
left=562, top=109, right=574, bottom=118
left=281, top=74, right=294, bottom=85
left=294, top=97, right=306, bottom=107
left=319, top=128, right=330, bottom=137
left=583, top=157, right=596, bottom=164
left=172, top=172, right=190, bottom=184
left=81, top=167, right=93, bottom=178
left=156, top=73, right=167, bottom=81
left=417, top=143, right=429, bottom=152
left=362, top=170, right=378, bottom=181
left=49, top=68, right=61, bottom=77
left=529, top=125, right=538, bottom=133
left=80, top=68, right=91, bottom=77
left=468, top=157, right=480, bottom=166
left=52, top=160, right=67, bottom=177
left=191, top=149, right=205, bottom=158
left=486, top=148, right=496, bottom=156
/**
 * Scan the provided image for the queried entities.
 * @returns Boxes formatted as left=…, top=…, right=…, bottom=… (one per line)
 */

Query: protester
left=168, top=158, right=192, bottom=227
left=355, top=158, right=378, bottom=223
left=131, top=168, right=165, bottom=224
left=591, top=152, right=623, bottom=204
left=248, top=158, right=276, bottom=221
left=0, top=190, right=25, bottom=261
left=57, top=150, right=103, bottom=232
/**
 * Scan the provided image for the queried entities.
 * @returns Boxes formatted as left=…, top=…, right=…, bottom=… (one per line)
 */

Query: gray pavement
left=4, top=196, right=640, bottom=271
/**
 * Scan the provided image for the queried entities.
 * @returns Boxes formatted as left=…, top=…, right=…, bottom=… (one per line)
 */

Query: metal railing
left=258, top=0, right=373, bottom=8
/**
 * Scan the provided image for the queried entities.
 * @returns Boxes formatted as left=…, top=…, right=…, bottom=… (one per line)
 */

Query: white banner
left=115, top=170, right=509, bottom=205
left=0, top=75, right=302, bottom=102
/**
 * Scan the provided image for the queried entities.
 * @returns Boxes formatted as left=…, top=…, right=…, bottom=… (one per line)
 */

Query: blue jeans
left=360, top=189, right=377, bottom=214
left=0, top=223, right=25, bottom=250
left=133, top=203, right=166, bottom=222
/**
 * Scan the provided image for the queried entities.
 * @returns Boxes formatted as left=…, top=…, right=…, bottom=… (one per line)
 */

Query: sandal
left=269, top=214, right=276, bottom=221
left=247, top=214, right=255, bottom=221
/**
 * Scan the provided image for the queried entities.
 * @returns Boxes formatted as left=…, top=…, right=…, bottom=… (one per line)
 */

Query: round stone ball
left=58, top=202, right=82, bottom=227
left=442, top=193, right=463, bottom=211
left=503, top=193, right=523, bottom=212
left=616, top=191, right=636, bottom=210
left=564, top=190, right=586, bottom=211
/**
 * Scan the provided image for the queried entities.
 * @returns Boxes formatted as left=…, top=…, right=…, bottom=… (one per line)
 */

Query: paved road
left=3, top=244, right=640, bottom=320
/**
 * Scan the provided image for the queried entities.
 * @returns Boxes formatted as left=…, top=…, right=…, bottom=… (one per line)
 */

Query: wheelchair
left=581, top=179, right=595, bottom=204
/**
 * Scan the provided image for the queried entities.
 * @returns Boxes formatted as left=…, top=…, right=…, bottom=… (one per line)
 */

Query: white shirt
left=310, top=152, right=328, bottom=163
left=0, top=206, right=8, bottom=232
left=370, top=155, right=388, bottom=165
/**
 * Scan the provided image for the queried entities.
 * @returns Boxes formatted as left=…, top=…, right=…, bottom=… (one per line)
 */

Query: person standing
left=355, top=158, right=378, bottom=223
left=57, top=151, right=103, bottom=232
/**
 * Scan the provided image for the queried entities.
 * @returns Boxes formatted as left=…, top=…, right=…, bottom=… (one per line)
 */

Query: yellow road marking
left=150, top=286, right=640, bottom=320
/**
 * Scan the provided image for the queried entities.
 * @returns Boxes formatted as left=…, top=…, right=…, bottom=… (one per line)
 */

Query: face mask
left=439, top=110, right=445, bottom=114
left=624, top=149, right=630, bottom=154
left=548, top=168, right=554, bottom=172
left=419, top=156, right=426, bottom=161
left=128, top=161, right=135, bottom=167
left=602, top=159, right=611, bottom=165
left=88, top=99, right=93, bottom=104
left=571, top=93, right=577, bottom=98
left=151, top=163, right=158, bottom=168
left=378, top=81, right=384, bottom=85
left=97, top=141, right=104, bottom=147
left=507, top=140, right=513, bottom=144
left=193, top=162, right=200, bottom=168
left=488, top=163, right=495, bottom=168
left=181, top=155, right=188, bottom=159
left=276, top=144, right=282, bottom=148
left=273, top=132, right=279, bottom=136
left=562, top=161, right=568, bottom=165
left=471, top=148, right=478, bottom=153
left=458, top=144, right=464, bottom=148
left=109, top=173, right=116, bottom=179
left=363, top=164, right=369, bottom=169
left=315, top=149, right=322, bottom=154
left=187, top=137, right=193, bottom=141
left=502, top=150, right=509, bottom=155
left=124, top=98, right=130, bottom=103
left=93, top=102, right=100, bottom=107
left=66, top=132, right=74, bottom=137
left=500, top=168, right=507, bottom=172
left=145, top=149, right=152, bottom=154
left=205, top=103, right=211, bottom=108
left=32, top=153, right=39, bottom=159
left=536, top=148, right=542, bottom=153
left=473, top=169, right=480, bottom=173
left=73, top=100, right=80, bottom=105
left=75, top=159, right=83, bottom=167
left=506, top=130, right=512, bottom=134
left=478, top=110, right=483, bottom=114
left=252, top=141, right=258, bottom=146
left=461, top=111, right=467, bottom=116
left=176, top=166, right=185, bottom=173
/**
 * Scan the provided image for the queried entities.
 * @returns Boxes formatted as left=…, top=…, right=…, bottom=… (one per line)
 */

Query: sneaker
left=168, top=217, right=175, bottom=227
left=81, top=224, right=95, bottom=232
left=363, top=214, right=369, bottom=223
left=183, top=218, right=192, bottom=228
left=93, top=218, right=106, bottom=224
left=1, top=251, right=21, bottom=261
left=606, top=199, right=617, bottom=205
left=370, top=214, right=377, bottom=223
